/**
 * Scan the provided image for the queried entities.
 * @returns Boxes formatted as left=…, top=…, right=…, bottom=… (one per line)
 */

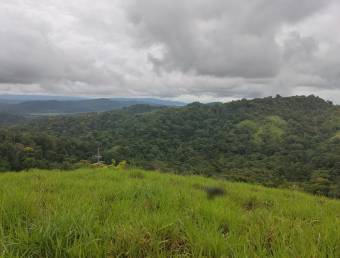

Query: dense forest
left=0, top=112, right=26, bottom=125
left=1, top=95, right=339, bottom=197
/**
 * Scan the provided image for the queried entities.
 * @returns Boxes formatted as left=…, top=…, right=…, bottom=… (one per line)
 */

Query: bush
left=116, top=160, right=127, bottom=170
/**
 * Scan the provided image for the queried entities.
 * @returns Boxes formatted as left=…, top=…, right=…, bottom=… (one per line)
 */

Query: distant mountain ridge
left=0, top=94, right=87, bottom=104
left=0, top=96, right=185, bottom=115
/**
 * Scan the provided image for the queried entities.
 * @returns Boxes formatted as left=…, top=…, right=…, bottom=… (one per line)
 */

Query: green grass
left=0, top=168, right=339, bottom=257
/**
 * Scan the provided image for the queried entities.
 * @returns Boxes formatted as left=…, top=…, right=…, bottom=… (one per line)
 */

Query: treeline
left=0, top=95, right=339, bottom=197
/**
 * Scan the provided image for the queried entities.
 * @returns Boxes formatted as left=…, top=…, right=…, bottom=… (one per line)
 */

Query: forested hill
left=1, top=95, right=340, bottom=197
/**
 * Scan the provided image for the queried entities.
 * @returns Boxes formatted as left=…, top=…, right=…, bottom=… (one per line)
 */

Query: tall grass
left=0, top=168, right=339, bottom=257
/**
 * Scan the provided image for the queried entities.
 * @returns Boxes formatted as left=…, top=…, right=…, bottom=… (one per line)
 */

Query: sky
left=0, top=0, right=340, bottom=103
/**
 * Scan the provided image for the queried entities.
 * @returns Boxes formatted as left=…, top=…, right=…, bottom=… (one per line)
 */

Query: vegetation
left=0, top=95, right=340, bottom=197
left=0, top=168, right=339, bottom=257
left=0, top=112, right=25, bottom=125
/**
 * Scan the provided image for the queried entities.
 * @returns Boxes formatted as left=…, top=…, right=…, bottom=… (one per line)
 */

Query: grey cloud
left=274, top=31, right=340, bottom=94
left=0, top=1, right=127, bottom=88
left=0, top=14, right=65, bottom=84
left=0, top=0, right=339, bottom=101
left=318, top=44, right=340, bottom=88
left=125, top=0, right=334, bottom=79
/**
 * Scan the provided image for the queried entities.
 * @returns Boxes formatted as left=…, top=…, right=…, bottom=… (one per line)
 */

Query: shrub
left=116, top=160, right=127, bottom=170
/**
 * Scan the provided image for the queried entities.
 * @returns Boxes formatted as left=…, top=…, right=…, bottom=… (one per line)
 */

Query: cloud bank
left=0, top=0, right=340, bottom=102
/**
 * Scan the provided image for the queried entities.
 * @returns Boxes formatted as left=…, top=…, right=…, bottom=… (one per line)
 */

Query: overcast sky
left=0, top=0, right=340, bottom=103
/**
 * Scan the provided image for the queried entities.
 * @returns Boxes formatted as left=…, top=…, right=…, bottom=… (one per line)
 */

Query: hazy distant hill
left=0, top=94, right=87, bottom=104
left=0, top=97, right=185, bottom=115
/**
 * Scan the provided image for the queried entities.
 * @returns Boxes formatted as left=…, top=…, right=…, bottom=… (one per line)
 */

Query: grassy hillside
left=0, top=168, right=339, bottom=257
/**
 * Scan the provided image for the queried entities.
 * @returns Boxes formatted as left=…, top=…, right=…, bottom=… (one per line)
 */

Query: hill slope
left=0, top=168, right=339, bottom=257
left=0, top=95, right=340, bottom=197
